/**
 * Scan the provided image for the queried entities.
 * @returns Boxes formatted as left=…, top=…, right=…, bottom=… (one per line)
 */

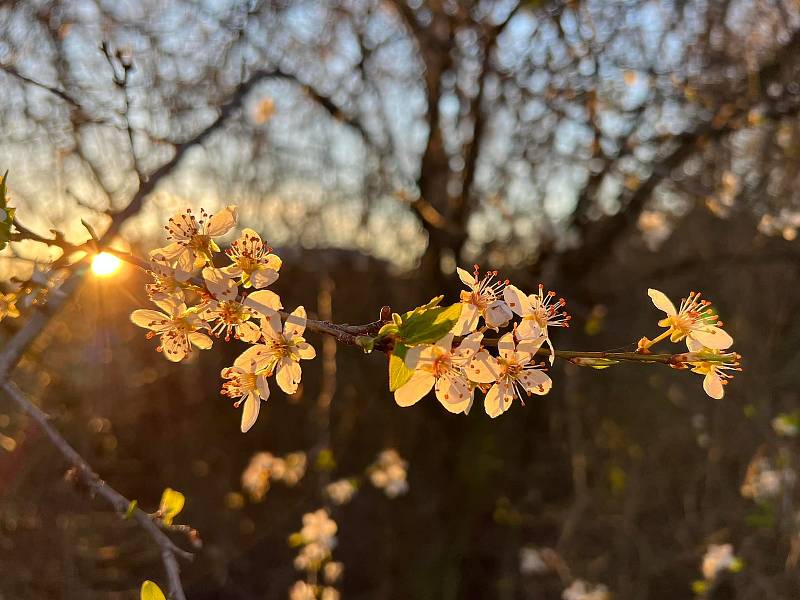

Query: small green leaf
left=355, top=335, right=375, bottom=353
left=388, top=343, right=414, bottom=392
left=288, top=532, right=304, bottom=548
left=399, top=303, right=462, bottom=346
left=124, top=500, right=138, bottom=520
left=140, top=580, right=166, bottom=600
left=158, top=488, right=185, bottom=526
left=315, top=448, right=336, bottom=472
left=691, top=580, right=708, bottom=595
left=729, top=557, right=744, bottom=573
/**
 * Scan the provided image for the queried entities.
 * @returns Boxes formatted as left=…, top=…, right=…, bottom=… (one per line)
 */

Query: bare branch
left=1, top=381, right=192, bottom=600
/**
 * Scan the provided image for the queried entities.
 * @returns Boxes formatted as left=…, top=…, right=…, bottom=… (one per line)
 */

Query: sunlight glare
left=91, top=252, right=122, bottom=277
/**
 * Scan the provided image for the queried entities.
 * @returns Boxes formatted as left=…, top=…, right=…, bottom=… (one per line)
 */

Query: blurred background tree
left=1, top=0, right=800, bottom=598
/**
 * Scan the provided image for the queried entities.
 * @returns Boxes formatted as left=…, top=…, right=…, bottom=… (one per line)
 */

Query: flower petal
left=394, top=371, right=435, bottom=407
left=245, top=290, right=283, bottom=317
left=457, top=267, right=476, bottom=287
left=276, top=356, right=302, bottom=394
left=468, top=350, right=501, bottom=383
left=497, top=332, right=516, bottom=360
left=188, top=332, right=213, bottom=350
left=434, top=375, right=471, bottom=412
left=240, top=393, right=260, bottom=433
left=296, top=341, right=316, bottom=360
left=257, top=375, right=270, bottom=401
left=518, top=368, right=552, bottom=396
left=451, top=303, right=480, bottom=336
left=691, top=327, right=733, bottom=351
left=237, top=321, right=261, bottom=343
left=284, top=306, right=307, bottom=338
left=647, top=288, right=676, bottom=316
left=703, top=371, right=724, bottom=399
left=251, top=268, right=279, bottom=289
left=234, top=344, right=268, bottom=369
left=484, top=382, right=513, bottom=418
left=202, top=267, right=238, bottom=300
left=503, top=285, right=533, bottom=317
left=484, top=300, right=513, bottom=328
left=207, top=205, right=238, bottom=236
left=453, top=332, right=483, bottom=360
left=130, top=309, right=170, bottom=331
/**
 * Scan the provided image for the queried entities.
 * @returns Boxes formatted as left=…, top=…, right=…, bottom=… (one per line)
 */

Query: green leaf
left=158, top=488, right=185, bottom=526
left=691, top=580, right=709, bottom=595
left=355, top=335, right=375, bottom=353
left=140, top=580, right=166, bottom=600
left=399, top=303, right=462, bottom=346
left=388, top=343, right=414, bottom=392
left=314, top=448, right=336, bottom=472
left=124, top=500, right=138, bottom=520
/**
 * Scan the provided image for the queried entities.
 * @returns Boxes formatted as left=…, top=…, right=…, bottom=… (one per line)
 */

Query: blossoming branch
left=0, top=193, right=743, bottom=433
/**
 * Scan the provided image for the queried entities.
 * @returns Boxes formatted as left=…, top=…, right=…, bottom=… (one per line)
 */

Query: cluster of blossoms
left=130, top=206, right=315, bottom=432
left=368, top=449, right=409, bottom=498
left=289, top=509, right=342, bottom=600
left=562, top=580, right=611, bottom=600
left=129, top=208, right=744, bottom=435
left=693, top=543, right=743, bottom=596
left=241, top=451, right=307, bottom=501
left=395, top=266, right=570, bottom=418
left=643, top=289, right=741, bottom=399
left=741, top=454, right=796, bottom=502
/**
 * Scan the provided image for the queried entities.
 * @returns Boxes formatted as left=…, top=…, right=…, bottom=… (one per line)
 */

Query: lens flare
left=91, top=252, right=122, bottom=277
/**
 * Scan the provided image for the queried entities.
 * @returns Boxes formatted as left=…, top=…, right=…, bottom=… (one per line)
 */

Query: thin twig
left=1, top=381, right=191, bottom=600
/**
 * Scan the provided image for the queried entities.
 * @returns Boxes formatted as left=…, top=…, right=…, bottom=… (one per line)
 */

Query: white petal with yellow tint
left=161, top=335, right=188, bottom=362
left=518, top=368, right=552, bottom=395
left=237, top=321, right=261, bottom=343
left=188, top=332, right=213, bottom=350
left=434, top=375, right=471, bottom=412
left=394, top=371, right=435, bottom=407
left=251, top=268, right=279, bottom=289
left=130, top=309, right=171, bottom=331
left=260, top=311, right=284, bottom=341
left=451, top=302, right=480, bottom=336
left=516, top=318, right=544, bottom=341
left=257, top=375, right=270, bottom=402
left=434, top=333, right=454, bottom=353
left=296, top=341, right=316, bottom=360
left=202, top=267, right=237, bottom=300
left=207, top=205, right=238, bottom=236
left=234, top=344, right=267, bottom=369
left=647, top=288, right=676, bottom=316
left=276, top=357, right=302, bottom=394
left=404, top=345, right=424, bottom=370
left=284, top=306, right=307, bottom=338
left=503, top=285, right=532, bottom=317
left=468, top=350, right=500, bottom=383
left=497, top=332, right=516, bottom=360
left=240, top=393, right=260, bottom=433
left=703, top=371, right=724, bottom=399
left=245, top=290, right=283, bottom=316
left=150, top=242, right=184, bottom=261
left=691, top=327, right=733, bottom=350
left=453, top=332, right=483, bottom=361
left=484, top=381, right=514, bottom=418
left=457, top=267, right=477, bottom=287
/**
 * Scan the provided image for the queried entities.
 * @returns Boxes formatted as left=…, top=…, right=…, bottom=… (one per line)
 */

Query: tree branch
left=1, top=381, right=192, bottom=600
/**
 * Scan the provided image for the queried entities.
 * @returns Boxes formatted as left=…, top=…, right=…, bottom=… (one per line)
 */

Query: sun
left=91, top=252, right=122, bottom=277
